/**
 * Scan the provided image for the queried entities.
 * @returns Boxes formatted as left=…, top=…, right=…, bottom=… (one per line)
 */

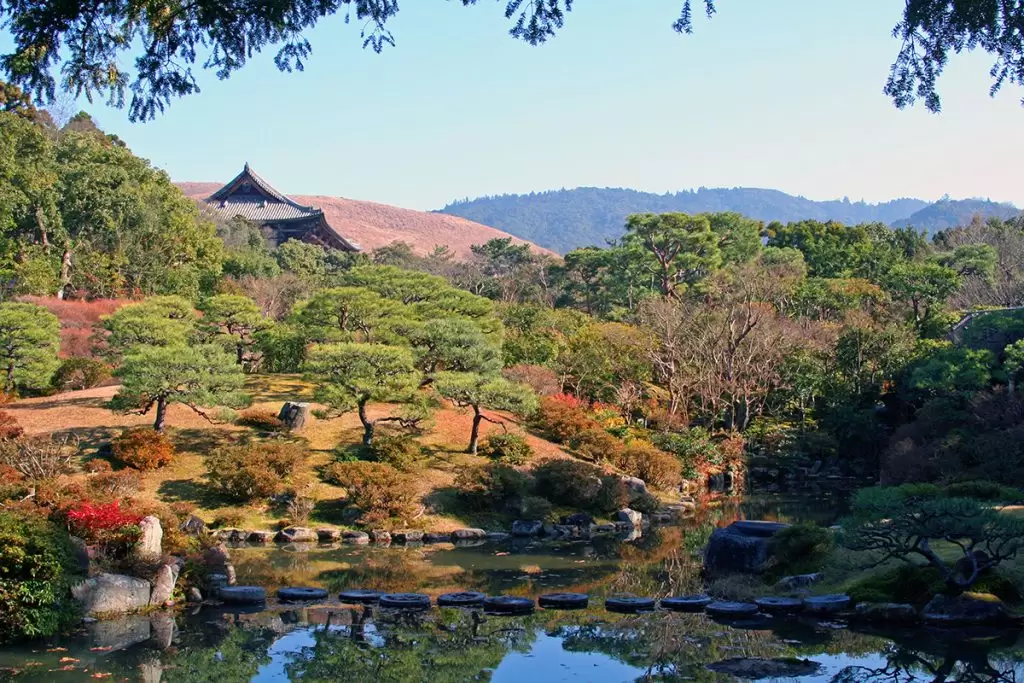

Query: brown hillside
left=178, top=182, right=553, bottom=258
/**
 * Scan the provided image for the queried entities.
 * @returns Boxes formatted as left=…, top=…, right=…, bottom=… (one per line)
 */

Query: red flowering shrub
left=112, top=428, right=175, bottom=470
left=65, top=500, right=142, bottom=545
left=550, top=393, right=586, bottom=410
left=531, top=396, right=600, bottom=443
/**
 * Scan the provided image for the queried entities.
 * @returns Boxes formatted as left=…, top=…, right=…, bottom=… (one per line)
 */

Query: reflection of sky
left=492, top=632, right=642, bottom=683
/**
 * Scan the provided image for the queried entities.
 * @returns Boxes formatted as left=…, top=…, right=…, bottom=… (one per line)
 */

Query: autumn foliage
left=112, top=428, right=176, bottom=470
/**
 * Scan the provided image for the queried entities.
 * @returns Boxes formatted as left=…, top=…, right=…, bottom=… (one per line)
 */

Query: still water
left=1, top=496, right=1021, bottom=682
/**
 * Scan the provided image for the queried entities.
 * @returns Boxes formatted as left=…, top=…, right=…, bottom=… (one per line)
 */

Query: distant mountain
left=891, top=199, right=1021, bottom=233
left=437, top=187, right=930, bottom=254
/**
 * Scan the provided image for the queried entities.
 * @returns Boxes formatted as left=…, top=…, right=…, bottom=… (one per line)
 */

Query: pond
left=1, top=495, right=1021, bottom=682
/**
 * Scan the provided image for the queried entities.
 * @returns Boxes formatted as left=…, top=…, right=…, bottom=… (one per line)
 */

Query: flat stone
left=511, top=520, right=543, bottom=537
left=707, top=658, right=821, bottom=679
left=423, top=532, right=450, bottom=543
left=485, top=532, right=510, bottom=541
left=213, top=528, right=247, bottom=543
left=605, top=596, right=656, bottom=613
left=706, top=601, right=760, bottom=618
left=538, top=593, right=589, bottom=610
left=371, top=530, right=392, bottom=544
left=276, top=526, right=318, bottom=543
left=854, top=602, right=919, bottom=625
left=342, top=531, right=370, bottom=544
left=450, top=528, right=487, bottom=541
left=247, top=530, right=276, bottom=544
left=379, top=593, right=432, bottom=610
left=616, top=508, right=642, bottom=527
left=483, top=595, right=535, bottom=614
left=391, top=530, right=424, bottom=543
left=180, top=515, right=207, bottom=536
left=317, top=528, right=341, bottom=542
left=149, top=562, right=180, bottom=606
left=72, top=573, right=152, bottom=616
left=661, top=595, right=713, bottom=612
left=437, top=591, right=486, bottom=607
left=704, top=521, right=791, bottom=576
left=923, top=594, right=1012, bottom=627
left=802, top=594, right=851, bottom=616
left=219, top=586, right=266, bottom=605
left=278, top=587, right=330, bottom=602
left=754, top=597, right=803, bottom=614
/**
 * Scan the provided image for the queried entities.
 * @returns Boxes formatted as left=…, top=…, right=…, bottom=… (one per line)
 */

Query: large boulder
left=923, top=593, right=1015, bottom=627
left=134, top=516, right=163, bottom=560
left=276, top=526, right=318, bottom=543
left=619, top=476, right=648, bottom=499
left=703, top=521, right=790, bottom=576
left=511, top=520, right=543, bottom=537
left=72, top=574, right=152, bottom=616
left=854, top=602, right=919, bottom=625
left=278, top=402, right=311, bottom=431
left=617, top=508, right=643, bottom=528
left=451, top=528, right=487, bottom=541
left=149, top=562, right=180, bottom=606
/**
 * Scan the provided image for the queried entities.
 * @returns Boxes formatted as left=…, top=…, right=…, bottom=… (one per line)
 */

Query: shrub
left=112, top=428, right=175, bottom=471
left=531, top=396, right=599, bottom=443
left=0, top=411, right=22, bottom=441
left=614, top=441, right=681, bottom=490
left=287, top=495, right=315, bottom=523
left=945, top=480, right=1022, bottom=502
left=478, top=433, right=533, bottom=466
left=205, top=442, right=306, bottom=503
left=0, top=511, right=83, bottom=642
left=87, top=469, right=141, bottom=499
left=51, top=357, right=111, bottom=392
left=236, top=409, right=286, bottom=433
left=455, top=463, right=530, bottom=510
left=84, top=459, right=112, bottom=474
left=0, top=434, right=78, bottom=480
left=569, top=428, right=623, bottom=463
left=594, top=476, right=631, bottom=513
left=652, top=428, right=721, bottom=479
left=769, top=522, right=834, bottom=576
left=533, top=459, right=605, bottom=509
left=324, top=461, right=419, bottom=526
left=64, top=500, right=142, bottom=549
left=502, top=364, right=560, bottom=396
left=212, top=508, right=247, bottom=529
left=847, top=565, right=947, bottom=606
left=629, top=492, right=661, bottom=515
left=366, top=432, right=422, bottom=471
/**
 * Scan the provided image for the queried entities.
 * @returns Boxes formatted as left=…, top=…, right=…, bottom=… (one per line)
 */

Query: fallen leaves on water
left=91, top=673, right=113, bottom=679
left=47, top=647, right=68, bottom=652
left=495, top=552, right=509, bottom=556
left=59, top=657, right=80, bottom=663
left=90, top=646, right=113, bottom=652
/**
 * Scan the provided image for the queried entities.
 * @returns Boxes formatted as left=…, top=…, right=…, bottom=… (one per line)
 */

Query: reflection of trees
left=830, top=642, right=1024, bottom=683
left=159, top=624, right=277, bottom=683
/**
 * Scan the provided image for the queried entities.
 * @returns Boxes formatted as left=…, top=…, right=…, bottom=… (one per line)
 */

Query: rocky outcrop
left=276, top=526, right=318, bottom=543
left=391, top=530, right=424, bottom=543
left=703, top=520, right=790, bottom=576
left=342, top=530, right=370, bottom=544
left=72, top=574, right=152, bottom=616
left=923, top=594, right=1015, bottom=627
left=247, top=530, right=276, bottom=544
left=134, top=516, right=163, bottom=560
left=317, top=528, right=341, bottom=542
left=619, top=476, right=648, bottom=499
left=149, top=562, right=180, bottom=606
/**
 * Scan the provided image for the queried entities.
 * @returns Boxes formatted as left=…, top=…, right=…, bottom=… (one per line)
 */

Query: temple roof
left=206, top=163, right=324, bottom=222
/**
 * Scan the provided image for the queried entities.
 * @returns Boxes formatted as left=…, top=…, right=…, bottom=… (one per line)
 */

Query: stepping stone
left=803, top=594, right=851, bottom=616
left=706, top=601, right=759, bottom=618
left=755, top=597, right=803, bottom=614
left=342, top=531, right=370, bottom=544
left=391, top=530, right=424, bottom=543
left=661, top=595, right=713, bottom=612
left=605, top=596, right=657, bottom=614
left=423, top=532, right=450, bottom=543
left=538, top=593, right=589, bottom=610
left=437, top=591, right=486, bottom=607
left=278, top=587, right=329, bottom=602
left=339, top=589, right=383, bottom=604
left=219, top=586, right=266, bottom=605
left=379, top=593, right=432, bottom=610
left=483, top=596, right=535, bottom=615
left=316, top=528, right=341, bottom=542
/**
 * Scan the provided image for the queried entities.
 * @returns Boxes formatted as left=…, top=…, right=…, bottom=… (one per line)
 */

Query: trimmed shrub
left=533, top=459, right=605, bottom=509
left=652, top=428, right=721, bottom=479
left=455, top=463, right=530, bottom=511
left=212, top=508, right=247, bottom=529
left=0, top=511, right=83, bottom=642
left=531, top=396, right=599, bottom=443
left=323, top=461, right=419, bottom=526
left=236, top=409, right=286, bottom=433
left=205, top=442, right=306, bottom=502
left=366, top=432, right=422, bottom=471
left=112, top=428, right=175, bottom=471
left=478, top=433, right=533, bottom=466
left=629, top=492, right=661, bottom=515
left=847, top=565, right=947, bottom=606
left=945, top=480, right=1022, bottom=502
left=87, top=469, right=141, bottom=499
left=51, top=357, right=111, bottom=392
left=594, top=476, right=631, bottom=513
left=64, top=500, right=142, bottom=557
left=769, top=522, right=834, bottom=576
left=569, top=428, right=623, bottom=463
left=614, top=441, right=681, bottom=490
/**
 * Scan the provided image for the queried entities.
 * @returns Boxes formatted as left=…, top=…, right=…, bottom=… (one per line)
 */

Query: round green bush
left=0, top=511, right=82, bottom=643
left=366, top=433, right=422, bottom=471
left=769, top=522, right=834, bottom=576
left=478, top=433, right=533, bottom=465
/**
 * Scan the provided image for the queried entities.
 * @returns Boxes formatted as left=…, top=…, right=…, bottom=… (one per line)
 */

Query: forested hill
left=891, top=198, right=1021, bottom=231
left=436, top=188, right=1014, bottom=254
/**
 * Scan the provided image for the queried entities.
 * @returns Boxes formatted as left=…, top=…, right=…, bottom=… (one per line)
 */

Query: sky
left=27, top=0, right=1024, bottom=211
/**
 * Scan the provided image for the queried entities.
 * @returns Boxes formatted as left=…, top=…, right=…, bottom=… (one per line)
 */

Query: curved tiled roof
left=206, top=163, right=323, bottom=222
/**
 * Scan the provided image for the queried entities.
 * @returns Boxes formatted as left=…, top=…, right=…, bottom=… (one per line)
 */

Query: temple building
left=205, top=163, right=360, bottom=251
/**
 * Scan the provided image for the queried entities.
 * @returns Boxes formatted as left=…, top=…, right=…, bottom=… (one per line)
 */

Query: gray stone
left=186, top=587, right=203, bottom=603
left=247, top=530, right=276, bottom=544
left=203, top=544, right=231, bottom=567
left=802, top=594, right=852, bottom=616
left=371, top=530, right=392, bottom=544
left=423, top=532, right=450, bottom=543
left=180, top=515, right=207, bottom=536
left=451, top=528, right=487, bottom=541
left=776, top=573, right=823, bottom=591
left=207, top=573, right=229, bottom=596
left=854, top=602, right=919, bottom=625
left=219, top=586, right=267, bottom=605
left=149, top=563, right=180, bottom=606
left=560, top=513, right=595, bottom=528
left=317, top=528, right=342, bottom=542
left=342, top=530, right=370, bottom=544
left=85, top=614, right=152, bottom=651
left=707, top=658, right=821, bottom=679
left=706, top=601, right=760, bottom=618
left=72, top=573, right=152, bottom=616
left=276, top=526, right=318, bottom=543
left=150, top=612, right=175, bottom=650
left=754, top=596, right=803, bottom=614
left=278, top=401, right=311, bottom=431
left=923, top=594, right=1013, bottom=627
left=542, top=523, right=573, bottom=539
left=69, top=535, right=90, bottom=573
left=225, top=563, right=237, bottom=586
left=485, top=531, right=510, bottom=541
left=616, top=508, right=642, bottom=527
left=594, top=523, right=617, bottom=533
left=703, top=520, right=791, bottom=576
left=135, top=516, right=163, bottom=559
left=511, top=519, right=543, bottom=537
left=619, top=476, right=648, bottom=498
left=213, top=528, right=246, bottom=543
left=391, top=530, right=424, bottom=543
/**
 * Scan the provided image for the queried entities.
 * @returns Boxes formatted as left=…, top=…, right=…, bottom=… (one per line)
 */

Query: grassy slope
left=8, top=375, right=571, bottom=532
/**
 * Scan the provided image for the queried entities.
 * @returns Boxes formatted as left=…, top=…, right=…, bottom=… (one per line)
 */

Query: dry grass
left=8, top=375, right=570, bottom=531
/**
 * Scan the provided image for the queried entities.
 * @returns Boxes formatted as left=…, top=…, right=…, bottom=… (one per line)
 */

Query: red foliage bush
left=65, top=500, right=142, bottom=545
left=502, top=364, right=561, bottom=396
left=18, top=296, right=128, bottom=358
left=0, top=411, right=23, bottom=441
left=532, top=396, right=600, bottom=443
left=550, top=393, right=586, bottom=410
left=112, top=428, right=176, bottom=470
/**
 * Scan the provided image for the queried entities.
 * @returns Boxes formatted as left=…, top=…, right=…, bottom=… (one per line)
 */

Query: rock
left=923, top=594, right=1013, bottom=627
left=247, top=530, right=276, bottom=544
left=72, top=574, right=152, bottom=616
left=594, top=523, right=617, bottom=533
left=776, top=573, right=823, bottom=591
left=703, top=520, right=790, bottom=576
left=707, top=658, right=822, bottom=679
left=225, top=563, right=237, bottom=586
left=150, top=612, right=175, bottom=650
left=149, top=562, right=180, bottom=606
left=559, top=513, right=595, bottom=528
left=186, top=587, right=203, bottom=603
left=486, top=532, right=510, bottom=541
left=276, top=526, right=318, bottom=543
left=207, top=573, right=229, bottom=596
left=371, top=530, right=392, bottom=544
left=317, top=528, right=341, bottom=542
left=278, top=401, right=311, bottom=431
left=213, top=528, right=246, bottom=543
left=706, top=601, right=760, bottom=618
left=278, top=587, right=330, bottom=602
left=391, top=530, right=424, bottom=543
left=754, top=597, right=803, bottom=614
left=342, top=531, right=370, bottom=544
left=451, top=528, right=487, bottom=541
left=619, top=476, right=648, bottom=499
left=69, top=535, right=90, bottom=573
left=616, top=508, right=643, bottom=527
left=203, top=544, right=231, bottom=567
left=542, top=523, right=573, bottom=539
left=423, top=532, right=450, bottom=543
left=281, top=542, right=317, bottom=553
left=661, top=595, right=712, bottom=612
left=511, top=519, right=543, bottom=537
left=180, top=515, right=207, bottom=536
left=854, top=602, right=919, bottom=625
left=135, top=516, right=163, bottom=560
left=802, top=594, right=852, bottom=616
left=85, top=615, right=152, bottom=651
left=219, top=586, right=267, bottom=605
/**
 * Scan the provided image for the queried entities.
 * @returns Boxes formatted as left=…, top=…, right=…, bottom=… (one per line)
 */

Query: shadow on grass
left=170, top=428, right=238, bottom=455
left=6, top=395, right=109, bottom=411
left=245, top=375, right=315, bottom=403
left=158, top=478, right=227, bottom=509
left=50, top=426, right=120, bottom=454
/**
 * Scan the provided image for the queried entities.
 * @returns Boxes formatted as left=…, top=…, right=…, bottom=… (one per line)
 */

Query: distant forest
left=438, top=188, right=1021, bottom=254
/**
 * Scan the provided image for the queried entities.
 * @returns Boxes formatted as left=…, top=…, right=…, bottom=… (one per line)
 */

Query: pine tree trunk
left=56, top=247, right=72, bottom=300
left=154, top=396, right=168, bottom=432
left=468, top=407, right=483, bottom=455
left=358, top=400, right=374, bottom=446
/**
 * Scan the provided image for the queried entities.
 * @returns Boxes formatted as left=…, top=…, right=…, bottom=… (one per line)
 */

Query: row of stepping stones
left=218, top=587, right=851, bottom=617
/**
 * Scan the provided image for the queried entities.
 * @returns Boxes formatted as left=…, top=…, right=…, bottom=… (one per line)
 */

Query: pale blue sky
left=38, top=0, right=1024, bottom=210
